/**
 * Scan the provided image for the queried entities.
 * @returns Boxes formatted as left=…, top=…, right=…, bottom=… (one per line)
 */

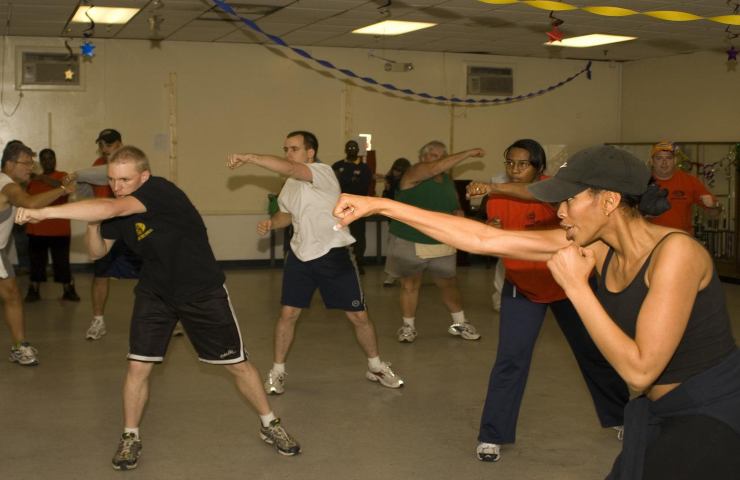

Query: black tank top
left=596, top=232, right=737, bottom=384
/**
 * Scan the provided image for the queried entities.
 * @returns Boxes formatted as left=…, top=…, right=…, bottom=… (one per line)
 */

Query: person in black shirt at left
left=332, top=140, right=371, bottom=273
left=16, top=146, right=300, bottom=470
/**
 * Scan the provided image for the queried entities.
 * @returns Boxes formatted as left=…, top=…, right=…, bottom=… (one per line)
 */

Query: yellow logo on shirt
left=135, top=222, right=154, bottom=241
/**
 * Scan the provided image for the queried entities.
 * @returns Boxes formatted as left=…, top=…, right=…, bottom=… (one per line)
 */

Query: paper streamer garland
left=479, top=1, right=740, bottom=26
left=212, top=0, right=592, bottom=106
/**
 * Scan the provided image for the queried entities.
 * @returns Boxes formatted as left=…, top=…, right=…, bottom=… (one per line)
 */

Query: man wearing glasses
left=1, top=141, right=75, bottom=366
left=227, top=131, right=403, bottom=395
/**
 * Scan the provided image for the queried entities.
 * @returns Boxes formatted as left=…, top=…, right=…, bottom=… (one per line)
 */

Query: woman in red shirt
left=475, top=139, right=627, bottom=462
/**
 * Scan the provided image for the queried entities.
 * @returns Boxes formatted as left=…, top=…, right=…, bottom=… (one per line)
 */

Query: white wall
left=620, top=51, right=740, bottom=142
left=0, top=36, right=623, bottom=261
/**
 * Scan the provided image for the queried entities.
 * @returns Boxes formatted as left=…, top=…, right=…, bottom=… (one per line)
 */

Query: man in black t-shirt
left=332, top=140, right=371, bottom=272
left=15, top=146, right=300, bottom=470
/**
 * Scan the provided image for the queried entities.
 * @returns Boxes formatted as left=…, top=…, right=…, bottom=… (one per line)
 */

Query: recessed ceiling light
left=71, top=6, right=140, bottom=25
left=546, top=33, right=637, bottom=48
left=353, top=20, right=436, bottom=36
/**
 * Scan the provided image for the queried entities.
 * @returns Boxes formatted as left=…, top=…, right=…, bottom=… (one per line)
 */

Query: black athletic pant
left=28, top=235, right=72, bottom=284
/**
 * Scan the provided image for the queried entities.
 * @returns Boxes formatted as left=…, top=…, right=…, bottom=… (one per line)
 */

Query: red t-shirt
left=650, top=170, right=715, bottom=234
left=487, top=185, right=565, bottom=303
left=92, top=157, right=113, bottom=198
left=25, top=171, right=71, bottom=236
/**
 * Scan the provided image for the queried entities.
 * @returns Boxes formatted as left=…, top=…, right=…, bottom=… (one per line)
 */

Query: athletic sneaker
left=448, top=322, right=481, bottom=340
left=264, top=370, right=286, bottom=395
left=86, top=318, right=107, bottom=340
left=365, top=361, right=404, bottom=388
left=396, top=324, right=417, bottom=343
left=476, top=442, right=501, bottom=462
left=259, top=418, right=301, bottom=456
left=9, top=342, right=39, bottom=366
left=613, top=425, right=624, bottom=441
left=112, top=432, right=142, bottom=470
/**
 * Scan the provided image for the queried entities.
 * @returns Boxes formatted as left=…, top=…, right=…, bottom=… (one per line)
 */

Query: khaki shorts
left=384, top=234, right=457, bottom=278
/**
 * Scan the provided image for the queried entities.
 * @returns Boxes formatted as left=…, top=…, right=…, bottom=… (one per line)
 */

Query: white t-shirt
left=0, top=173, right=17, bottom=249
left=278, top=162, right=355, bottom=262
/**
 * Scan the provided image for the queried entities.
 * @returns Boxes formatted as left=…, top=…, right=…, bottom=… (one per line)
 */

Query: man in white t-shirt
left=227, top=131, right=403, bottom=394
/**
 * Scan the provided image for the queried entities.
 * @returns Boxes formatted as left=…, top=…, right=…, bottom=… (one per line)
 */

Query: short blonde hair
left=109, top=145, right=150, bottom=173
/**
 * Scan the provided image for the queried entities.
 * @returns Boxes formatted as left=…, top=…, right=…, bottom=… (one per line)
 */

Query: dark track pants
left=478, top=280, right=629, bottom=444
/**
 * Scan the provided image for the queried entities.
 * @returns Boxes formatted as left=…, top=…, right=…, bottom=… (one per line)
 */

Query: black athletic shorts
left=94, top=240, right=141, bottom=279
left=281, top=246, right=365, bottom=311
left=127, top=285, right=248, bottom=364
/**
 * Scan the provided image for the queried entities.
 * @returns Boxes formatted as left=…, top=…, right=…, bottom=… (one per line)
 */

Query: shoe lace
left=267, top=422, right=294, bottom=445
left=117, top=435, right=139, bottom=459
left=17, top=344, right=38, bottom=357
left=269, top=371, right=286, bottom=384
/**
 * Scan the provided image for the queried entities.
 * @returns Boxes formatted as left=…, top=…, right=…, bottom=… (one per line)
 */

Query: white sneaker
left=86, top=318, right=107, bottom=340
left=448, top=322, right=481, bottom=340
left=613, top=425, right=624, bottom=441
left=365, top=361, right=404, bottom=388
left=9, top=342, right=39, bottom=366
left=383, top=275, right=396, bottom=287
left=264, top=370, right=286, bottom=395
left=397, top=324, right=417, bottom=343
left=476, top=442, right=501, bottom=462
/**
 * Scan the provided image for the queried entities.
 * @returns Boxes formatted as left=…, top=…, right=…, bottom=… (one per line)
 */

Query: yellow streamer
left=524, top=1, right=577, bottom=11
left=643, top=11, right=702, bottom=22
left=581, top=6, right=636, bottom=17
left=477, top=1, right=740, bottom=26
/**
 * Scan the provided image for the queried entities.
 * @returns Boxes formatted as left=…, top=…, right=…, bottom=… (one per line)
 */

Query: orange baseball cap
left=650, top=141, right=675, bottom=157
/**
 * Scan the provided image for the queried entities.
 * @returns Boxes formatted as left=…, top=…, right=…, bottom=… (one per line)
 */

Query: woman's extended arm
left=334, top=194, right=568, bottom=262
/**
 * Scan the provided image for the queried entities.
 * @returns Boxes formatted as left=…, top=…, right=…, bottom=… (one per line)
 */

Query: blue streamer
left=212, top=0, right=593, bottom=105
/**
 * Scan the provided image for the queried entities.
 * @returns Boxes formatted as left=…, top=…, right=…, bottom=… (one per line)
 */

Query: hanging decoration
left=211, top=0, right=592, bottom=105
left=63, top=39, right=76, bottom=81
left=546, top=11, right=565, bottom=42
left=80, top=3, right=96, bottom=59
left=478, top=1, right=740, bottom=26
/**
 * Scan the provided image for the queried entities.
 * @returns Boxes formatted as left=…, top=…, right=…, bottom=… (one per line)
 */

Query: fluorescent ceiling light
left=546, top=33, right=637, bottom=48
left=71, top=6, right=140, bottom=25
left=353, top=20, right=436, bottom=36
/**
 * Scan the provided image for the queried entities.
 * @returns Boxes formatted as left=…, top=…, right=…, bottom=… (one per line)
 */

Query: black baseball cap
left=528, top=145, right=651, bottom=203
left=95, top=128, right=122, bottom=144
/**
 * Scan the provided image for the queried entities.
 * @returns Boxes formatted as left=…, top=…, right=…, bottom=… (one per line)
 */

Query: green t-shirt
left=389, top=173, right=459, bottom=244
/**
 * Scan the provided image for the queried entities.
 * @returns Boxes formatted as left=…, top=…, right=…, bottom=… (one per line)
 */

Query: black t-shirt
left=331, top=159, right=371, bottom=195
left=100, top=176, right=225, bottom=303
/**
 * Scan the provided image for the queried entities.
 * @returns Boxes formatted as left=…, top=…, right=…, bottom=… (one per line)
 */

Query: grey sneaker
left=9, top=342, right=38, bottom=366
left=366, top=361, right=404, bottom=388
left=264, top=370, right=286, bottom=395
left=397, top=324, right=417, bottom=343
left=476, top=442, right=501, bottom=462
left=259, top=418, right=301, bottom=456
left=111, top=433, right=142, bottom=470
left=86, top=318, right=107, bottom=340
left=448, top=322, right=481, bottom=340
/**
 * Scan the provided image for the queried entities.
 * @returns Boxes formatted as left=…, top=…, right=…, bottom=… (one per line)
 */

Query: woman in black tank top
left=335, top=145, right=740, bottom=480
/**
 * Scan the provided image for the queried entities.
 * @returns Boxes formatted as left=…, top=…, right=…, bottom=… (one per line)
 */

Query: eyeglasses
left=504, top=160, right=532, bottom=170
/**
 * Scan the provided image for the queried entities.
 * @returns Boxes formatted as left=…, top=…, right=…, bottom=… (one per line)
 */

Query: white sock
left=124, top=427, right=140, bottom=438
left=260, top=412, right=277, bottom=427
left=272, top=363, right=285, bottom=374
left=451, top=311, right=466, bottom=324
left=368, top=356, right=383, bottom=371
left=402, top=317, right=415, bottom=328
left=94, top=315, right=104, bottom=322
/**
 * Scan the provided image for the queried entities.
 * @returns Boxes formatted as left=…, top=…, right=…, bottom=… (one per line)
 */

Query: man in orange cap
left=649, top=141, right=720, bottom=234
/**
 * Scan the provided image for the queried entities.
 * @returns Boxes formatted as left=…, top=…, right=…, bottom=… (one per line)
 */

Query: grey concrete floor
left=2, top=264, right=739, bottom=480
